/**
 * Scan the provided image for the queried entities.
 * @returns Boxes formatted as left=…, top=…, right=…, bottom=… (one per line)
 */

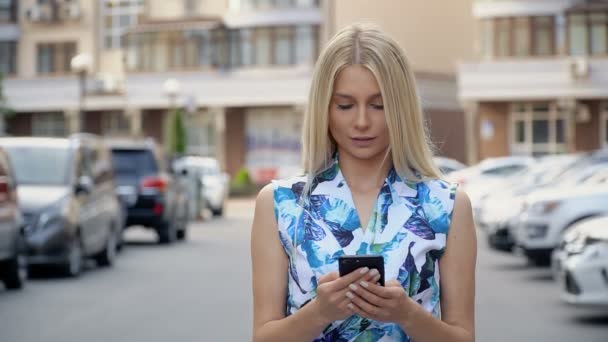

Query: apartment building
left=2, top=0, right=475, bottom=181
left=459, top=0, right=608, bottom=163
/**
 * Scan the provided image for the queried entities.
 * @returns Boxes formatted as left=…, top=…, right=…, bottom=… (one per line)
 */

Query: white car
left=552, top=216, right=608, bottom=307
left=174, top=156, right=229, bottom=217
left=516, top=170, right=608, bottom=265
left=433, top=156, right=466, bottom=175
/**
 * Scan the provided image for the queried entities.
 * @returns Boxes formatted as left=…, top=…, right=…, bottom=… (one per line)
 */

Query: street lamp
left=70, top=53, right=92, bottom=133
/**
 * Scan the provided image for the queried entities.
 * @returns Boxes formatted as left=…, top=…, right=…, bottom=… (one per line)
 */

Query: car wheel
left=211, top=206, right=224, bottom=217
left=95, top=227, right=117, bottom=267
left=3, top=235, right=28, bottom=290
left=63, top=235, right=84, bottom=277
left=157, top=221, right=176, bottom=245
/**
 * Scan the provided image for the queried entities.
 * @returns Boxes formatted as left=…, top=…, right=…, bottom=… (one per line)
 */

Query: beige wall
left=331, top=0, right=475, bottom=75
left=146, top=0, right=229, bottom=20
left=18, top=0, right=98, bottom=78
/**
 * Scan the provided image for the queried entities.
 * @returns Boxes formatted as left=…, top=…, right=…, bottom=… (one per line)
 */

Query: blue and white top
left=271, top=156, right=458, bottom=341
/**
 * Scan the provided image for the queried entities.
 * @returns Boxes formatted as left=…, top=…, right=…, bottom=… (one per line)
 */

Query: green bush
left=230, top=167, right=257, bottom=197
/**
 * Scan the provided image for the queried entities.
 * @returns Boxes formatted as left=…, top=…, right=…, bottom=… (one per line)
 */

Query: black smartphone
left=338, top=255, right=385, bottom=286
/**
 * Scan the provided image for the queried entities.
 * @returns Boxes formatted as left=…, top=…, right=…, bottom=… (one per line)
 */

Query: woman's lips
left=351, top=137, right=376, bottom=147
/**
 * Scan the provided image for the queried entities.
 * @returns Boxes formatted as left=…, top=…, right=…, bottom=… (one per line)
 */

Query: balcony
left=458, top=57, right=608, bottom=101
left=225, top=0, right=321, bottom=28
left=473, top=0, right=577, bottom=18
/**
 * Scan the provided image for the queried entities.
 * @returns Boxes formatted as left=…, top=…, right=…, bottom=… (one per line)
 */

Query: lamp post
left=70, top=53, right=92, bottom=133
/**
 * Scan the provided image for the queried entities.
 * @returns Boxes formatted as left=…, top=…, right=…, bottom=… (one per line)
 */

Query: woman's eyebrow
left=333, top=93, right=382, bottom=101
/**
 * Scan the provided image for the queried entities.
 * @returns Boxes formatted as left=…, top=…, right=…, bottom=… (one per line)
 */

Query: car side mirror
left=75, top=176, right=93, bottom=195
left=180, top=168, right=188, bottom=176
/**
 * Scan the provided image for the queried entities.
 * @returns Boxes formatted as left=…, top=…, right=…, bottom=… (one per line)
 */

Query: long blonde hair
left=302, top=22, right=441, bottom=182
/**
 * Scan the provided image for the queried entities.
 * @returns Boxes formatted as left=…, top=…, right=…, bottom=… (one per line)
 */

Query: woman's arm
left=251, top=184, right=331, bottom=342
left=400, top=188, right=477, bottom=341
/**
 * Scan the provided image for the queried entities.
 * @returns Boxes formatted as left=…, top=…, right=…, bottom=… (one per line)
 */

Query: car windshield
left=111, top=149, right=159, bottom=185
left=4, top=146, right=71, bottom=186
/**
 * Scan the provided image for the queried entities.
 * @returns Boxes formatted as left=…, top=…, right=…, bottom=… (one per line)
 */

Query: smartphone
left=338, top=255, right=385, bottom=286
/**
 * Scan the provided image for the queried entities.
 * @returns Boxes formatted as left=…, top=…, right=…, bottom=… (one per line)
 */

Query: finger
left=331, top=267, right=371, bottom=291
left=346, top=291, right=381, bottom=317
left=358, top=279, right=393, bottom=299
left=347, top=282, right=387, bottom=307
left=347, top=301, right=374, bottom=320
left=337, top=297, right=353, bottom=313
left=318, top=272, right=339, bottom=285
left=386, top=279, right=402, bottom=287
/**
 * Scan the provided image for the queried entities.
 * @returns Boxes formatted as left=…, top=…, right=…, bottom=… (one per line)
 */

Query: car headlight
left=37, top=197, right=71, bottom=230
left=530, top=201, right=561, bottom=215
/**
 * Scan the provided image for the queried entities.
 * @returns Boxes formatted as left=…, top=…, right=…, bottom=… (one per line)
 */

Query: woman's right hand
left=313, top=268, right=382, bottom=323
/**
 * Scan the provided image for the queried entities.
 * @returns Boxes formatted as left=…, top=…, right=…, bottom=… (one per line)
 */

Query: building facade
left=459, top=0, right=608, bottom=164
left=2, top=0, right=474, bottom=182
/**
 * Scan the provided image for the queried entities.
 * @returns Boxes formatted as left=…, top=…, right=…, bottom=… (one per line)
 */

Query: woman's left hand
left=345, top=279, right=418, bottom=326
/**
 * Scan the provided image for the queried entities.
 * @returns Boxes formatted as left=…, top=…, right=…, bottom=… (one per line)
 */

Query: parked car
left=106, top=138, right=189, bottom=244
left=0, top=135, right=123, bottom=277
left=173, top=156, right=229, bottom=217
left=433, top=156, right=466, bottom=176
left=478, top=154, right=582, bottom=252
left=516, top=168, right=608, bottom=265
left=0, top=147, right=27, bottom=290
left=552, top=216, right=608, bottom=307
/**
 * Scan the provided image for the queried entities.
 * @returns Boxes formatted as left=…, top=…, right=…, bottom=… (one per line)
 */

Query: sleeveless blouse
left=271, top=158, right=458, bottom=341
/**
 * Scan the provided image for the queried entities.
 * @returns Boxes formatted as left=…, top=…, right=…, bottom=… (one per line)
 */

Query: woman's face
left=329, top=65, right=390, bottom=162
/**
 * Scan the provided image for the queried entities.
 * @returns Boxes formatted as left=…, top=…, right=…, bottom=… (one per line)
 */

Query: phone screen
left=338, top=255, right=385, bottom=286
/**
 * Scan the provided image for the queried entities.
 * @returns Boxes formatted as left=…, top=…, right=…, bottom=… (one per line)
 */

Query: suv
left=106, top=138, right=189, bottom=244
left=0, top=135, right=123, bottom=277
left=0, top=147, right=27, bottom=290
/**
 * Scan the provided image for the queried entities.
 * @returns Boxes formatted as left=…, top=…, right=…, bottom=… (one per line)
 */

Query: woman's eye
left=371, top=104, right=384, bottom=110
left=337, top=104, right=354, bottom=110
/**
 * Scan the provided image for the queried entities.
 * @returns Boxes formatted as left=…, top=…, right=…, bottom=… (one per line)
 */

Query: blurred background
left=0, top=0, right=608, bottom=341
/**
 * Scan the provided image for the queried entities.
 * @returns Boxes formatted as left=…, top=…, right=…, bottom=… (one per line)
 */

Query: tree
left=165, top=107, right=187, bottom=157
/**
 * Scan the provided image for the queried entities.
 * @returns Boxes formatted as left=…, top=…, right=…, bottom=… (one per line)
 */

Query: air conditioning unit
left=569, top=57, right=589, bottom=80
left=575, top=103, right=591, bottom=123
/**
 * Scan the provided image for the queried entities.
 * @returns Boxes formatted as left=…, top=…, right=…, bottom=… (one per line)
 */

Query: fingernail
left=347, top=303, right=354, bottom=310
left=359, top=267, right=369, bottom=274
left=345, top=291, right=354, bottom=299
left=349, top=283, right=358, bottom=291
left=369, top=269, right=379, bottom=276
left=374, top=274, right=381, bottom=281
left=360, top=281, right=369, bottom=288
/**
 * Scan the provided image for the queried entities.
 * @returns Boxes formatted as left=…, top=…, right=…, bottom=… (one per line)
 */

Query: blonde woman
left=251, top=23, right=476, bottom=342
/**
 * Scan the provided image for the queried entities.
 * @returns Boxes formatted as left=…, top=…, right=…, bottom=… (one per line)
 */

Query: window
left=533, top=16, right=554, bottom=56
left=601, top=103, right=608, bottom=148
left=0, top=0, right=16, bottom=22
left=32, top=112, right=67, bottom=137
left=240, top=29, right=254, bottom=66
left=0, top=41, right=16, bottom=75
left=295, top=26, right=316, bottom=64
left=184, top=0, right=199, bottom=15
left=198, top=30, right=214, bottom=68
left=590, top=12, right=607, bottom=55
left=36, top=42, right=76, bottom=75
left=480, top=19, right=494, bottom=58
left=102, top=111, right=130, bottom=136
left=510, top=103, right=569, bottom=156
left=229, top=30, right=241, bottom=67
left=255, top=28, right=272, bottom=65
left=102, top=0, right=144, bottom=50
left=495, top=18, right=511, bottom=57
left=274, top=27, right=293, bottom=65
left=514, top=17, right=530, bottom=56
left=569, top=13, right=589, bottom=55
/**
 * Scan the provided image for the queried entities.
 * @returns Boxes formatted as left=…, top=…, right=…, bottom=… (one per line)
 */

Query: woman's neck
left=337, top=148, right=393, bottom=193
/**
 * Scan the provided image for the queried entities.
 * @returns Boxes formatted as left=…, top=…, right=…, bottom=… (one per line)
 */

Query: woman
left=251, top=23, right=476, bottom=342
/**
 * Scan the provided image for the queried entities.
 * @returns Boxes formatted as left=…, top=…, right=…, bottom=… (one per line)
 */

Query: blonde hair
left=302, top=22, right=442, bottom=182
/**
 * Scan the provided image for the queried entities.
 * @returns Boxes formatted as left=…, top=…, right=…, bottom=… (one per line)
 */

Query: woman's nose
left=354, top=107, right=371, bottom=130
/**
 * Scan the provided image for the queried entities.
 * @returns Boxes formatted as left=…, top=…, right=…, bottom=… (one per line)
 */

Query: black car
left=0, top=135, right=123, bottom=277
left=0, top=147, right=27, bottom=290
left=106, top=138, right=189, bottom=244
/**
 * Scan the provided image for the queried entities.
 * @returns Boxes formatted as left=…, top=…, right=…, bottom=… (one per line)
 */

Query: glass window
left=257, top=0, right=274, bottom=9
left=255, top=28, right=272, bottom=65
left=32, top=112, right=66, bottom=137
left=480, top=19, right=494, bottom=58
left=0, top=0, right=16, bottom=22
left=102, top=111, right=130, bottom=136
left=276, top=0, right=294, bottom=8
left=295, top=26, right=315, bottom=64
left=102, top=0, right=144, bottom=50
left=534, top=16, right=554, bottom=56
left=198, top=31, right=213, bottom=68
left=590, top=13, right=607, bottom=55
left=37, top=44, right=55, bottom=74
left=4, top=146, right=71, bottom=186
left=184, top=0, right=199, bottom=14
left=240, top=29, right=254, bottom=66
left=532, top=120, right=549, bottom=143
left=569, top=14, right=588, bottom=55
left=0, top=41, right=16, bottom=75
left=515, top=120, right=526, bottom=143
left=296, top=0, right=317, bottom=7
left=274, top=27, right=292, bottom=65
left=229, top=30, right=241, bottom=67
left=556, top=119, right=565, bottom=144
left=514, top=17, right=530, bottom=56
left=496, top=18, right=511, bottom=57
